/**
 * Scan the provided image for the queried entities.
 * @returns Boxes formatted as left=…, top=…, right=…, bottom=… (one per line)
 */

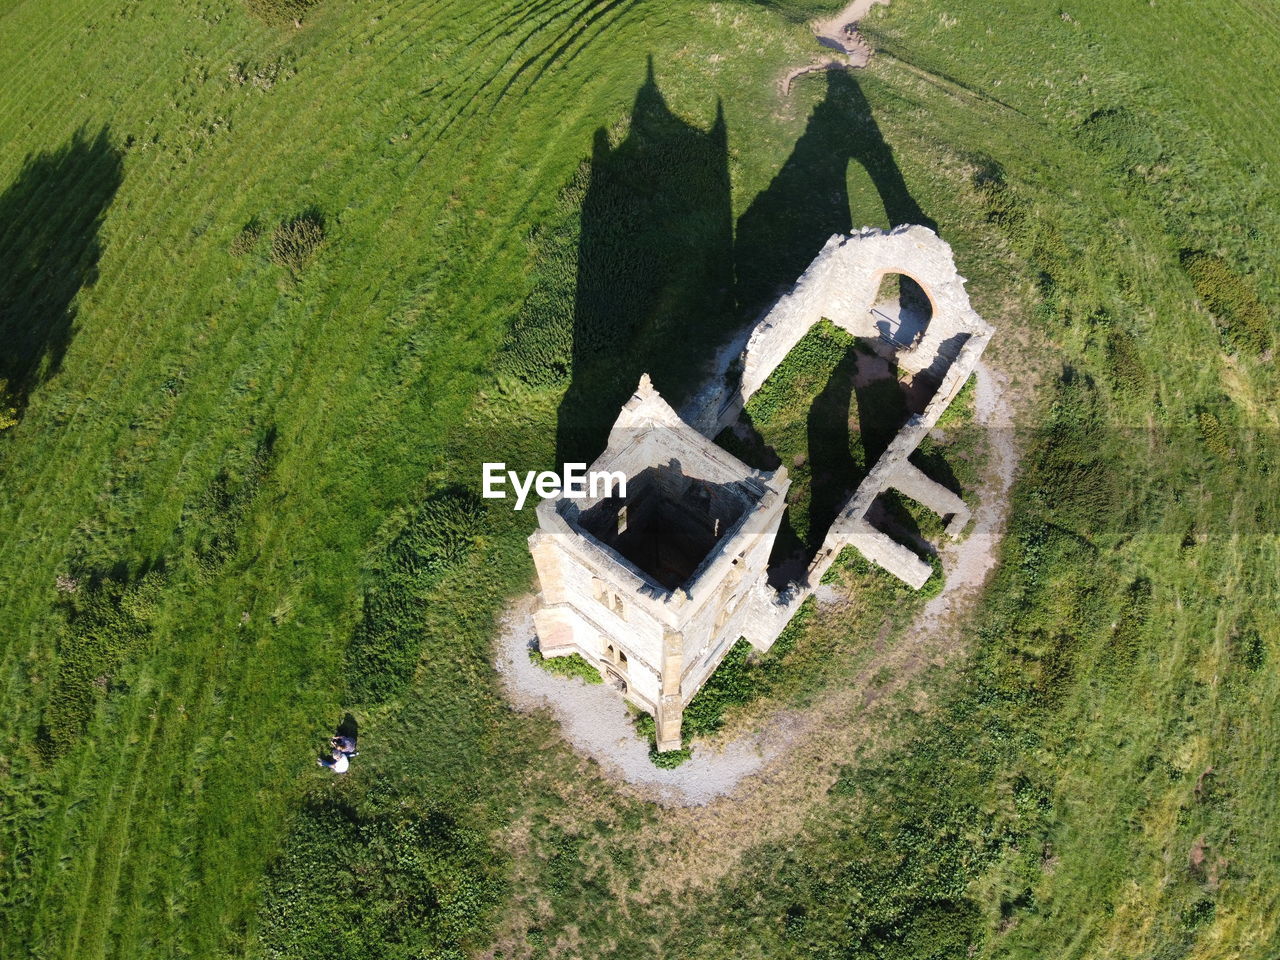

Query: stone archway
left=681, top=225, right=991, bottom=437
left=868, top=269, right=935, bottom=350
left=676, top=224, right=994, bottom=594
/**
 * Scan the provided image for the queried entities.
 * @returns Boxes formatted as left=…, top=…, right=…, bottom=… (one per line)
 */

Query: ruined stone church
left=529, top=225, right=992, bottom=751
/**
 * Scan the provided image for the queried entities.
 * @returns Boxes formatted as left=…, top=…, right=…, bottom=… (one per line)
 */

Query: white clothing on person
left=319, top=751, right=349, bottom=773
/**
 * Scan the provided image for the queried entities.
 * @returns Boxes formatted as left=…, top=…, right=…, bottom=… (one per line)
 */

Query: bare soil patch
left=781, top=0, right=891, bottom=94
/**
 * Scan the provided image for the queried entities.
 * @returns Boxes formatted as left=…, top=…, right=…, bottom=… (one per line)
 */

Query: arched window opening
left=870, top=272, right=933, bottom=349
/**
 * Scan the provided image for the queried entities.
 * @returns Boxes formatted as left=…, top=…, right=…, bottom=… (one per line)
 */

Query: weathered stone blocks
left=530, top=226, right=993, bottom=748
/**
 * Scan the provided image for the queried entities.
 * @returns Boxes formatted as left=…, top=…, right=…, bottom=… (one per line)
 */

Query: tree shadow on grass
left=0, top=127, right=123, bottom=417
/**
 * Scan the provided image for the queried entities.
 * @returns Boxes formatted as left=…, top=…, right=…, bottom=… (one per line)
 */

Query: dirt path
left=781, top=0, right=891, bottom=94
left=493, top=360, right=1018, bottom=809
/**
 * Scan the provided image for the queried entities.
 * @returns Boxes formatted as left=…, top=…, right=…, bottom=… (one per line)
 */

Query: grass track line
left=482, top=0, right=623, bottom=120
left=460, top=0, right=645, bottom=138
left=427, top=0, right=601, bottom=143
left=61, top=690, right=167, bottom=960
left=509, top=0, right=641, bottom=102
left=433, top=0, right=598, bottom=114
left=87, top=630, right=249, bottom=958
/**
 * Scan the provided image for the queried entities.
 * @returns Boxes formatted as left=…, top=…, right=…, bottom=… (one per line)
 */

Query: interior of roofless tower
left=575, top=461, right=759, bottom=590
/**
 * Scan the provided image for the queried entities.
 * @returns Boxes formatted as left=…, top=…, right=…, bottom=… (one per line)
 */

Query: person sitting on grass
left=330, top=734, right=357, bottom=756
left=317, top=749, right=349, bottom=774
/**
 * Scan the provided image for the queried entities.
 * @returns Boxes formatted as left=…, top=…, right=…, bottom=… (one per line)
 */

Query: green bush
left=1196, top=405, right=1237, bottom=464
left=650, top=746, right=692, bottom=768
left=244, top=0, right=320, bottom=25
left=344, top=489, right=484, bottom=704
left=229, top=217, right=263, bottom=256
left=681, top=639, right=759, bottom=739
left=631, top=712, right=692, bottom=767
left=1231, top=621, right=1265, bottom=673
left=38, top=566, right=168, bottom=760
left=744, top=321, right=852, bottom=425
left=934, top=373, right=974, bottom=429
left=1181, top=897, right=1216, bottom=932
left=1106, top=328, right=1147, bottom=392
left=529, top=650, right=602, bottom=684
left=1181, top=251, right=1271, bottom=354
left=919, top=556, right=944, bottom=600
left=270, top=211, right=326, bottom=273
left=257, top=790, right=500, bottom=960
left=1077, top=107, right=1164, bottom=173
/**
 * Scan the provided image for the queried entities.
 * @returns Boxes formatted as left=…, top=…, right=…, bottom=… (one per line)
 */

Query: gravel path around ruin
left=918, top=360, right=1018, bottom=629
left=781, top=0, right=891, bottom=94
left=493, top=597, right=787, bottom=805
left=493, top=360, right=1017, bottom=807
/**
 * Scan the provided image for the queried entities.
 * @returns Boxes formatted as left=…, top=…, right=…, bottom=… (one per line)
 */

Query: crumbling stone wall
left=682, top=224, right=992, bottom=600
left=530, top=376, right=789, bottom=750
left=530, top=225, right=994, bottom=750
left=684, top=225, right=990, bottom=435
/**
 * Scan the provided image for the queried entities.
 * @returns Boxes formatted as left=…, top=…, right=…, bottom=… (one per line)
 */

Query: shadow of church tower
left=556, top=57, right=734, bottom=465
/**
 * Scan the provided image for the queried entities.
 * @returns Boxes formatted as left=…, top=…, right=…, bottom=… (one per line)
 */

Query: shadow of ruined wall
left=0, top=127, right=124, bottom=417
left=805, top=349, right=860, bottom=552
left=735, top=69, right=935, bottom=325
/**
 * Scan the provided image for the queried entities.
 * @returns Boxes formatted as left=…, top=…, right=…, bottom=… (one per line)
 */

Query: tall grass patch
left=344, top=490, right=485, bottom=705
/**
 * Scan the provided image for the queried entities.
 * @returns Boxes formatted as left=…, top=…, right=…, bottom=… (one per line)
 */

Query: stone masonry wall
left=680, top=224, right=994, bottom=636
left=530, top=225, right=996, bottom=750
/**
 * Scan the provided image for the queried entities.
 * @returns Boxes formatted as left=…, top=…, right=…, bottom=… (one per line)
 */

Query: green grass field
left=1, top=0, right=1276, bottom=958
